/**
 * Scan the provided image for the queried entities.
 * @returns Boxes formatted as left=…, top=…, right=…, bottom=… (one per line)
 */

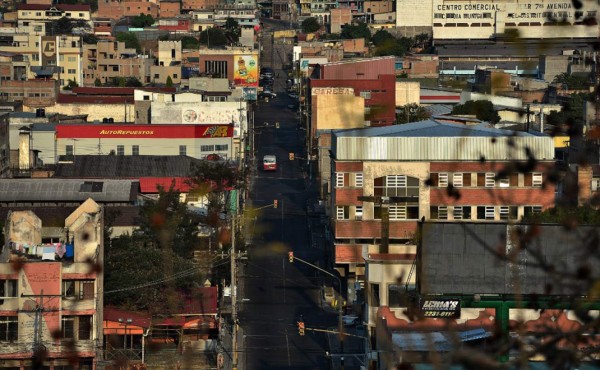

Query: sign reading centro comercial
left=56, top=125, right=234, bottom=139
left=420, top=299, right=461, bottom=318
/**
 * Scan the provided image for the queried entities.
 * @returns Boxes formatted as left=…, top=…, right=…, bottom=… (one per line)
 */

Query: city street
left=235, top=27, right=340, bottom=370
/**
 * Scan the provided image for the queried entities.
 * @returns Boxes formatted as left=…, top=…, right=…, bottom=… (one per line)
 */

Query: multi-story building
left=150, top=40, right=182, bottom=85
left=327, top=117, right=556, bottom=324
left=183, top=0, right=221, bottom=12
left=97, top=0, right=159, bottom=20
left=159, top=0, right=181, bottom=18
left=309, top=56, right=397, bottom=128
left=396, top=0, right=599, bottom=40
left=82, top=41, right=153, bottom=86
left=0, top=34, right=83, bottom=88
left=0, top=199, right=104, bottom=369
left=55, top=124, right=235, bottom=160
left=198, top=47, right=258, bottom=88
left=16, top=4, right=92, bottom=35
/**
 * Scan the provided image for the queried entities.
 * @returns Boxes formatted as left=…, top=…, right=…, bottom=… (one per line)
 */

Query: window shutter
left=510, top=174, right=519, bottom=186
left=477, top=173, right=485, bottom=186
left=524, top=173, right=533, bottom=186
left=429, top=173, right=439, bottom=187
left=82, top=281, right=94, bottom=300
left=463, top=173, right=471, bottom=187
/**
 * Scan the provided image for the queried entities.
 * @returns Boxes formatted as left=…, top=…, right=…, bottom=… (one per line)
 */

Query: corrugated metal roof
left=54, top=155, right=204, bottom=178
left=0, top=179, right=137, bottom=202
left=333, top=119, right=554, bottom=161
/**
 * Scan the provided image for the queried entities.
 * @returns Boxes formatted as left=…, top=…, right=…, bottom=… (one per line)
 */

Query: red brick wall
left=429, top=187, right=555, bottom=207
left=182, top=0, right=220, bottom=10
left=335, top=220, right=417, bottom=239
left=335, top=244, right=364, bottom=263
left=335, top=188, right=364, bottom=205
left=335, top=161, right=363, bottom=171
left=97, top=0, right=159, bottom=19
left=159, top=1, right=181, bottom=18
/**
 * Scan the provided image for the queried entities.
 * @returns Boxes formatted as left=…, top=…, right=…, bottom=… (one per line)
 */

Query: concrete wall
left=395, top=81, right=420, bottom=107
left=25, top=103, right=135, bottom=123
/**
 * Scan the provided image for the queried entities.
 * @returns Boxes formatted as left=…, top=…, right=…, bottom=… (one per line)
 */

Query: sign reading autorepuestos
left=420, top=299, right=461, bottom=318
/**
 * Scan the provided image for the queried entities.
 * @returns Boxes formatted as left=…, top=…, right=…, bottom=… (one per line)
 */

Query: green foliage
left=138, top=184, right=201, bottom=258
left=371, top=29, right=395, bottom=46
left=180, top=36, right=200, bottom=49
left=301, top=17, right=321, bottom=33
left=166, top=76, right=174, bottom=87
left=340, top=22, right=371, bottom=41
left=546, top=93, right=586, bottom=128
left=116, top=32, right=141, bottom=52
left=104, top=234, right=197, bottom=312
left=131, top=13, right=155, bottom=28
left=94, top=78, right=101, bottom=87
left=553, top=72, right=592, bottom=90
left=104, top=76, right=143, bottom=87
left=199, top=28, right=228, bottom=47
left=63, top=79, right=78, bottom=91
left=48, top=17, right=91, bottom=35
left=374, top=37, right=411, bottom=57
left=225, top=17, right=240, bottom=34
left=451, top=100, right=500, bottom=123
left=522, top=206, right=600, bottom=225
left=396, top=104, right=431, bottom=124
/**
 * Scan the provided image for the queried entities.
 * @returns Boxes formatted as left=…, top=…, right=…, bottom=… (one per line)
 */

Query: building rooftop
left=334, top=117, right=537, bottom=138
left=54, top=155, right=205, bottom=178
left=0, top=179, right=138, bottom=203
left=18, top=4, right=91, bottom=11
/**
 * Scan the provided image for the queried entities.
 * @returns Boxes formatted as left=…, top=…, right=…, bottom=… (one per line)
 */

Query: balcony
left=3, top=241, right=74, bottom=263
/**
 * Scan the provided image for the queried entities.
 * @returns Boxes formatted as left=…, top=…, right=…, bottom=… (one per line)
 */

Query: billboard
left=420, top=223, right=600, bottom=296
left=233, top=54, right=258, bottom=87
left=242, top=87, right=257, bottom=101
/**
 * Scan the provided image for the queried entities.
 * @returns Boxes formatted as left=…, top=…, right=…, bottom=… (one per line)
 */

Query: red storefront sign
left=56, top=124, right=233, bottom=139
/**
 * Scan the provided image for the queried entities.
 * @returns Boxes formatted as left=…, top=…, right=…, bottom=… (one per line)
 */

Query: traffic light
left=289, top=152, right=295, bottom=161
left=288, top=251, right=294, bottom=263
left=297, top=320, right=305, bottom=336
left=275, top=122, right=280, bottom=128
left=273, top=199, right=278, bottom=208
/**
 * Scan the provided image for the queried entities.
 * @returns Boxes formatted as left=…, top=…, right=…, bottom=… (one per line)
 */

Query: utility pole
left=231, top=190, right=239, bottom=370
left=358, top=195, right=418, bottom=254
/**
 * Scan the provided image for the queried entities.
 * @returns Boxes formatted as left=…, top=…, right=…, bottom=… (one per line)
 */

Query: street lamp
left=118, top=318, right=133, bottom=350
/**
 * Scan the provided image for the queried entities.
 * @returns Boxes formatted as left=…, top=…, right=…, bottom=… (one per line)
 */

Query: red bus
left=263, top=155, right=277, bottom=171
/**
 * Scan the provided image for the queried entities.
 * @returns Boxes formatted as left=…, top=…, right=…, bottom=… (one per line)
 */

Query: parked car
left=288, top=93, right=299, bottom=99
left=342, top=315, right=359, bottom=326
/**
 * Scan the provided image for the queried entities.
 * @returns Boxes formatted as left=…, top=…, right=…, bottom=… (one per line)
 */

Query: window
left=438, top=173, right=448, bottom=187
left=477, top=206, right=495, bottom=220
left=0, top=280, right=17, bottom=304
left=201, top=145, right=215, bottom=152
left=592, top=178, right=600, bottom=191
left=215, top=144, right=228, bottom=151
left=62, top=316, right=75, bottom=339
left=143, top=95, right=150, bottom=101
left=498, top=176, right=510, bottom=188
left=132, top=145, right=139, bottom=156
left=67, top=69, right=76, bottom=74
left=532, top=173, right=543, bottom=187
left=59, top=55, right=65, bottom=62
left=453, top=206, right=471, bottom=220
left=336, top=206, right=349, bottom=220
left=355, top=206, right=363, bottom=220
left=499, top=206, right=519, bottom=220
left=430, top=206, right=448, bottom=220
left=66, top=145, right=73, bottom=156
left=116, top=145, right=124, bottom=156
left=373, top=175, right=420, bottom=220
left=388, top=284, right=405, bottom=307
left=354, top=173, right=363, bottom=187
left=485, top=173, right=495, bottom=187
left=62, top=315, right=92, bottom=340
left=63, top=280, right=94, bottom=300
left=524, top=206, right=542, bottom=217
left=370, top=283, right=380, bottom=307
left=452, top=173, right=463, bottom=187
left=359, top=90, right=372, bottom=99
left=0, top=316, right=18, bottom=341
left=179, top=145, right=187, bottom=156
left=68, top=56, right=76, bottom=62
left=335, top=172, right=344, bottom=188
left=32, top=54, right=39, bottom=61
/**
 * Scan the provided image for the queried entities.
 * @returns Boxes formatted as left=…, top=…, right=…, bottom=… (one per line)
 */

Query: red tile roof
left=139, top=177, right=193, bottom=193
left=72, top=87, right=136, bottom=96
left=18, top=4, right=91, bottom=11
left=57, top=94, right=133, bottom=104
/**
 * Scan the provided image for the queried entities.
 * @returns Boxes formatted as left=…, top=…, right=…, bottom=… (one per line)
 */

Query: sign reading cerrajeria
left=420, top=299, right=461, bottom=318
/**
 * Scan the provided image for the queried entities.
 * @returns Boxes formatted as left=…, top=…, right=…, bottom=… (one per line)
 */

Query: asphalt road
left=236, top=28, right=339, bottom=370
